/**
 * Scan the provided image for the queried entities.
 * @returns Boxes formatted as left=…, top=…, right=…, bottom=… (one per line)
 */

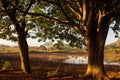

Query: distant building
left=39, top=45, right=47, bottom=50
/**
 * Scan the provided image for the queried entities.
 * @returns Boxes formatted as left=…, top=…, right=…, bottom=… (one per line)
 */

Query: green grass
left=105, top=48, right=120, bottom=54
left=0, top=44, right=120, bottom=54
left=29, top=46, right=86, bottom=53
left=0, top=46, right=19, bottom=53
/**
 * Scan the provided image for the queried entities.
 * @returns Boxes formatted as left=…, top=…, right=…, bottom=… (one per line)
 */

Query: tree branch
left=82, top=0, right=87, bottom=22
left=105, top=6, right=120, bottom=17
left=0, top=1, right=68, bottom=26
left=44, top=0, right=58, bottom=5
left=21, top=0, right=34, bottom=30
left=27, top=12, right=77, bottom=26
left=24, top=0, right=34, bottom=15
left=75, top=1, right=82, bottom=15
left=65, top=0, right=82, bottom=20
left=57, top=1, right=78, bottom=26
left=44, top=0, right=80, bottom=28
left=1, top=0, right=8, bottom=11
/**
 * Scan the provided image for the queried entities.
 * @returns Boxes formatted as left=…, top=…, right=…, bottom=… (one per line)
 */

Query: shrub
left=2, top=61, right=13, bottom=70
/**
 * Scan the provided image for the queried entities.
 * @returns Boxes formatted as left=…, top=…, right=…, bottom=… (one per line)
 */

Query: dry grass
left=0, top=52, right=120, bottom=80
left=104, top=53, right=120, bottom=62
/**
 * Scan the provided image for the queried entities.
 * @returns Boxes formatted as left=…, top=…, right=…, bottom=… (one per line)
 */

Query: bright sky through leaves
left=0, top=28, right=119, bottom=47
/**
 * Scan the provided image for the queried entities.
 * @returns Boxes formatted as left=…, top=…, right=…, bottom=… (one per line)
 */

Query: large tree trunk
left=84, top=38, right=109, bottom=80
left=17, top=31, right=31, bottom=73
left=83, top=23, right=110, bottom=80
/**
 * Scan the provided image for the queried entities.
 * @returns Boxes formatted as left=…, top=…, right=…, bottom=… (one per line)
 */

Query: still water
left=64, top=55, right=120, bottom=66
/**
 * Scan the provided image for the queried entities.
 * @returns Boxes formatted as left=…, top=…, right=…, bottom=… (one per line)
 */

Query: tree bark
left=17, top=30, right=31, bottom=73
left=1, top=0, right=31, bottom=74
left=83, top=25, right=110, bottom=80
left=84, top=38, right=109, bottom=80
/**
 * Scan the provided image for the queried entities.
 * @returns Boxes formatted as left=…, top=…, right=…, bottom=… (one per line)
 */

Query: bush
left=2, top=61, right=13, bottom=70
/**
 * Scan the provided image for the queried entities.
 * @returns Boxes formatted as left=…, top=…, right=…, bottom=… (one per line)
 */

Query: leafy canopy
left=29, top=0, right=120, bottom=47
left=0, top=0, right=120, bottom=47
left=0, top=0, right=38, bottom=41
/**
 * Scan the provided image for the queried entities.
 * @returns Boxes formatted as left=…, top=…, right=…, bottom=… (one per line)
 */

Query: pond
left=64, top=55, right=120, bottom=66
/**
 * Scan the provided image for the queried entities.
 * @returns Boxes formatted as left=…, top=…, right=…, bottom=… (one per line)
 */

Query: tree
left=53, top=40, right=64, bottom=50
left=26, top=0, right=120, bottom=79
left=1, top=0, right=120, bottom=79
left=0, top=0, right=37, bottom=73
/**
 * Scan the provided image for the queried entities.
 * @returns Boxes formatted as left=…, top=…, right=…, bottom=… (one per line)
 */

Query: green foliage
left=0, top=0, right=38, bottom=41
left=0, top=14, right=17, bottom=41
left=112, top=21, right=120, bottom=37
left=0, top=0, right=120, bottom=48
left=46, top=71, right=58, bottom=77
left=53, top=40, right=64, bottom=50
left=31, top=0, right=120, bottom=48
left=2, top=61, right=13, bottom=70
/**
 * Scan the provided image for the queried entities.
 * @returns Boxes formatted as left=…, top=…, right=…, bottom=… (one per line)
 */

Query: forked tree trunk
left=17, top=31, right=31, bottom=73
left=1, top=0, right=31, bottom=73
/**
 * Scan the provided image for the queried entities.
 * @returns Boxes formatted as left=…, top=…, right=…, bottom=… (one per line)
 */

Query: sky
left=0, top=28, right=119, bottom=47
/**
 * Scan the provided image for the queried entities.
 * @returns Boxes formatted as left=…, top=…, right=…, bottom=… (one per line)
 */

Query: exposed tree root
left=82, top=73, right=110, bottom=80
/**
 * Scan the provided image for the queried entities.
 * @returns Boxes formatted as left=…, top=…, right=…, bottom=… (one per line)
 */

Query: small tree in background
left=53, top=40, right=64, bottom=50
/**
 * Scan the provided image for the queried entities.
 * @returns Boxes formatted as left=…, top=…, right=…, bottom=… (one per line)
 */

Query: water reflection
left=64, top=55, right=120, bottom=66
left=64, top=55, right=88, bottom=64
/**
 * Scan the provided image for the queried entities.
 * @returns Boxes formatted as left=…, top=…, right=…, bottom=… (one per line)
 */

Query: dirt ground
left=0, top=52, right=120, bottom=80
